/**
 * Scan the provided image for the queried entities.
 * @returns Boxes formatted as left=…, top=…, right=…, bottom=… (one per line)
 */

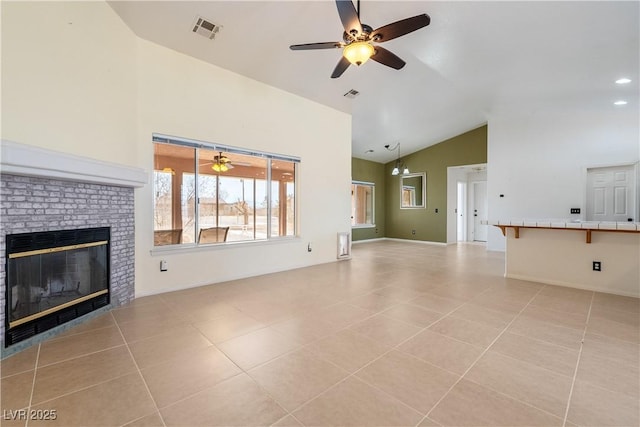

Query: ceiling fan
left=289, top=0, right=430, bottom=78
left=202, top=152, right=234, bottom=172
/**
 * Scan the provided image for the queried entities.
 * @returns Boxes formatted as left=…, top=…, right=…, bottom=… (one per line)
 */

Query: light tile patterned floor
left=1, top=241, right=639, bottom=426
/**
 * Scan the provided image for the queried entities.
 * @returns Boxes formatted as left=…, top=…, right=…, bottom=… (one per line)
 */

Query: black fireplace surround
left=5, top=227, right=110, bottom=346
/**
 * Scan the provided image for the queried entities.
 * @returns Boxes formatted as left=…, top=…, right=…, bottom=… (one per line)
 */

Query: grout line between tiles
left=23, top=343, right=40, bottom=427
left=562, top=291, right=595, bottom=427
left=474, top=345, right=576, bottom=379
left=418, top=284, right=548, bottom=426
left=279, top=286, right=500, bottom=420
left=35, top=343, right=127, bottom=369
left=459, top=377, right=567, bottom=423
left=111, top=311, right=168, bottom=427
left=45, top=323, right=117, bottom=342
left=158, top=323, right=299, bottom=423
left=27, top=372, right=145, bottom=410
left=501, top=328, right=582, bottom=352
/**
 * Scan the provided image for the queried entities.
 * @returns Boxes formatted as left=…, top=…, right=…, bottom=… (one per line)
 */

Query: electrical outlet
left=593, top=261, right=601, bottom=271
left=570, top=208, right=581, bottom=214
left=435, top=208, right=439, bottom=213
left=160, top=260, right=168, bottom=272
left=411, top=229, right=416, bottom=235
left=307, top=242, right=312, bottom=252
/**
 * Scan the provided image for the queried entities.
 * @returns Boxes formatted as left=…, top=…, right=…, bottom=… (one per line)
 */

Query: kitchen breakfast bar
left=494, top=220, right=640, bottom=297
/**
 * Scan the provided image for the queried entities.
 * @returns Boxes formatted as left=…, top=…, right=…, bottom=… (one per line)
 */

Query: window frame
left=351, top=180, right=376, bottom=229
left=152, top=133, right=300, bottom=249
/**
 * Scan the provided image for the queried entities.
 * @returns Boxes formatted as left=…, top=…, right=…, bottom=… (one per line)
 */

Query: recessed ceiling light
left=614, top=100, right=628, bottom=106
left=615, top=78, right=631, bottom=84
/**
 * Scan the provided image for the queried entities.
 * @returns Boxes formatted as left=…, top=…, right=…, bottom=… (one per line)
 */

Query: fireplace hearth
left=5, top=227, right=111, bottom=346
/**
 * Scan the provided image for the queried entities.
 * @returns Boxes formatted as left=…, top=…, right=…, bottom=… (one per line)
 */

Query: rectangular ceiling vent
left=343, top=89, right=360, bottom=99
left=192, top=16, right=222, bottom=40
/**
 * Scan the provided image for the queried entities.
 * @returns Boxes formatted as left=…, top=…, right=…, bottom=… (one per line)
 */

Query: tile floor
left=1, top=241, right=639, bottom=426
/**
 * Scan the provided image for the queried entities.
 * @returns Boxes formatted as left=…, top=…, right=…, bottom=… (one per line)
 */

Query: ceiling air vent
left=343, top=89, right=360, bottom=99
left=192, top=16, right=222, bottom=40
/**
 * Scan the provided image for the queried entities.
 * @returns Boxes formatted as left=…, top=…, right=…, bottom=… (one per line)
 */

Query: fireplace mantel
left=1, top=141, right=142, bottom=355
left=1, top=140, right=147, bottom=188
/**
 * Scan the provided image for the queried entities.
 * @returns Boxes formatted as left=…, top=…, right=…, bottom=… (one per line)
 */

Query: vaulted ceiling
left=109, top=1, right=639, bottom=163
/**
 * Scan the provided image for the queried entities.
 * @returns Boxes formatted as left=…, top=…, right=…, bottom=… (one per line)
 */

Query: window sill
left=352, top=224, right=376, bottom=229
left=150, top=236, right=301, bottom=256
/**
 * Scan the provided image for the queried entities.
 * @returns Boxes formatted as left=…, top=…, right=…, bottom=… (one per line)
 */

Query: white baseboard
left=352, top=237, right=447, bottom=246
left=383, top=237, right=447, bottom=246
left=506, top=273, right=640, bottom=298
left=352, top=237, right=386, bottom=244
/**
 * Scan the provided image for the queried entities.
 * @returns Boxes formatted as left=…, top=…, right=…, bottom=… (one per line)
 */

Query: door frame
left=446, top=163, right=487, bottom=244
left=583, top=161, right=639, bottom=222
left=470, top=180, right=488, bottom=242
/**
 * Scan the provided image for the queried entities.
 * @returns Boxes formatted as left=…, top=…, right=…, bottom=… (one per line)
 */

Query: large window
left=351, top=181, right=375, bottom=227
left=153, top=135, right=299, bottom=247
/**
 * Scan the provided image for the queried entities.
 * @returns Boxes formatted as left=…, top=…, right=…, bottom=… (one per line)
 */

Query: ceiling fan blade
left=290, top=42, right=343, bottom=50
left=331, top=56, right=351, bottom=78
left=371, top=14, right=430, bottom=43
left=336, top=0, right=362, bottom=38
left=371, top=46, right=406, bottom=70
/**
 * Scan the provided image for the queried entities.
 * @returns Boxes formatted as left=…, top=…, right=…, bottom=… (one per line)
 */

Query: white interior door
left=473, top=181, right=488, bottom=242
left=587, top=165, right=636, bottom=222
left=457, top=182, right=467, bottom=241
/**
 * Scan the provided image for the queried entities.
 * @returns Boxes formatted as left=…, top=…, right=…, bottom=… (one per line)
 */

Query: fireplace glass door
left=6, top=228, right=109, bottom=333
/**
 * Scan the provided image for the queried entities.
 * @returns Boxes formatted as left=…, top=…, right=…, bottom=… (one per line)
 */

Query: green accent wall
left=351, top=125, right=487, bottom=243
left=385, top=125, right=487, bottom=242
left=351, top=157, right=385, bottom=241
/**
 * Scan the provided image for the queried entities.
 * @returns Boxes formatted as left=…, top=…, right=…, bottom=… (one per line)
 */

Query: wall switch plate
left=571, top=208, right=581, bottom=214
left=592, top=261, right=601, bottom=271
left=160, top=260, right=168, bottom=272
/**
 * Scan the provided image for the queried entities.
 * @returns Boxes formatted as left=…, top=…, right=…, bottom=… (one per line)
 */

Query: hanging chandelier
left=385, top=143, right=409, bottom=176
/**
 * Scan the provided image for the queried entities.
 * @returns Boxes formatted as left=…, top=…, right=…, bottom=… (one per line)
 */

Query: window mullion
left=266, top=159, right=272, bottom=239
left=253, top=178, right=257, bottom=240
left=194, top=148, right=200, bottom=244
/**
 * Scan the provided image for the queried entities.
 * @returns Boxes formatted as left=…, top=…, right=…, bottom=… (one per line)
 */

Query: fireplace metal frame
left=4, top=227, right=111, bottom=347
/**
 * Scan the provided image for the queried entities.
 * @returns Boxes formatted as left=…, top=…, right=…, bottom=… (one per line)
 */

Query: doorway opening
left=447, top=164, right=488, bottom=244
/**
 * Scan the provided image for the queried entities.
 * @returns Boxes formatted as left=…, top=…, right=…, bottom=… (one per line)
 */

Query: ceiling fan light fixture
left=212, top=151, right=232, bottom=172
left=343, top=41, right=375, bottom=66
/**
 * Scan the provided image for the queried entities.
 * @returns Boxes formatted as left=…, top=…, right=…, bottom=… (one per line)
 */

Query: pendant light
left=385, top=143, right=409, bottom=176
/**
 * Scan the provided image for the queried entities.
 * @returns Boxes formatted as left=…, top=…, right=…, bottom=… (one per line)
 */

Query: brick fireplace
left=0, top=141, right=146, bottom=356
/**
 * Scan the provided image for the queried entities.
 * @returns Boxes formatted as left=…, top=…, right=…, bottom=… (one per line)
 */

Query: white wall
left=134, top=40, right=352, bottom=296
left=1, top=1, right=138, bottom=167
left=487, top=110, right=640, bottom=251
left=2, top=1, right=352, bottom=298
left=506, top=228, right=640, bottom=297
